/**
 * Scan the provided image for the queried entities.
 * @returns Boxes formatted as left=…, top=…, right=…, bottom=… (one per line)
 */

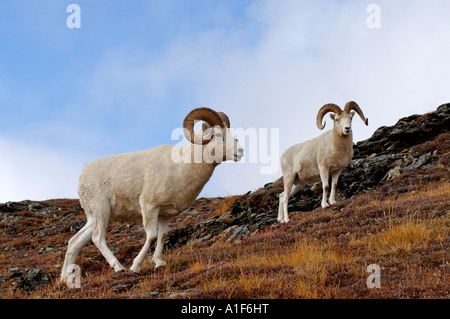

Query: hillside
left=0, top=104, right=449, bottom=299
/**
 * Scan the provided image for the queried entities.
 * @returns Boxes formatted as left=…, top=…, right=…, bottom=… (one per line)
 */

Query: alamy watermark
left=170, top=126, right=280, bottom=175
left=66, top=264, right=81, bottom=288
left=366, top=264, right=381, bottom=288
left=66, top=4, right=81, bottom=29
left=366, top=4, right=381, bottom=29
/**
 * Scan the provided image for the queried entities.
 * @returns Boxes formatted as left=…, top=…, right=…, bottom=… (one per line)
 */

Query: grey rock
left=39, top=246, right=54, bottom=253
left=14, top=267, right=50, bottom=292
left=230, top=201, right=243, bottom=215
left=0, top=201, right=29, bottom=213
left=145, top=291, right=161, bottom=297
left=70, top=220, right=86, bottom=232
left=60, top=212, right=75, bottom=222
left=112, top=283, right=134, bottom=293
left=28, top=202, right=44, bottom=211
left=402, top=152, right=432, bottom=173
left=382, top=165, right=402, bottom=182
left=226, top=226, right=250, bottom=242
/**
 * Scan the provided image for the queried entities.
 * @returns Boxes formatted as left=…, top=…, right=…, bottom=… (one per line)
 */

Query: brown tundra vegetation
left=0, top=104, right=449, bottom=299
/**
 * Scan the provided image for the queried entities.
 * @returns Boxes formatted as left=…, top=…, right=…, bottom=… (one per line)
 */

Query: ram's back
left=280, top=131, right=334, bottom=184
left=78, top=145, right=176, bottom=221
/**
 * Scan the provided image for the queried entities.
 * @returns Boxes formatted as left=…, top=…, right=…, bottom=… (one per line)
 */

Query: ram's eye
left=215, top=133, right=223, bottom=138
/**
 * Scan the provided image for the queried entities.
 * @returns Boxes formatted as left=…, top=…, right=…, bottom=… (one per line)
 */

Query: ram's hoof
left=114, top=265, right=125, bottom=273
left=154, top=259, right=167, bottom=268
left=129, top=264, right=141, bottom=274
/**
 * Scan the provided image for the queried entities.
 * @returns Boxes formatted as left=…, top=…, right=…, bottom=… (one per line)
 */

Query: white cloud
left=192, top=0, right=450, bottom=197
left=0, top=136, right=87, bottom=202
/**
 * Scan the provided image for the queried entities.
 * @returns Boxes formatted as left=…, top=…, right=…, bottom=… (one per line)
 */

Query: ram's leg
left=278, top=174, right=295, bottom=223
left=329, top=170, right=342, bottom=205
left=130, top=205, right=159, bottom=273
left=61, top=214, right=94, bottom=282
left=91, top=200, right=125, bottom=273
left=319, top=167, right=330, bottom=208
left=152, top=217, right=171, bottom=268
left=289, top=183, right=303, bottom=198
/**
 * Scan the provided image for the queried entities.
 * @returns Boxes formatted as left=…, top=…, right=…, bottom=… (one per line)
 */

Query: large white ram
left=61, top=107, right=244, bottom=282
left=278, top=101, right=368, bottom=223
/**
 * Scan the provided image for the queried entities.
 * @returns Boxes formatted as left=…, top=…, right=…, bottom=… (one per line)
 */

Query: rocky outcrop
left=275, top=103, right=449, bottom=210
left=331, top=103, right=448, bottom=196
left=0, top=201, right=44, bottom=213
left=354, top=103, right=449, bottom=158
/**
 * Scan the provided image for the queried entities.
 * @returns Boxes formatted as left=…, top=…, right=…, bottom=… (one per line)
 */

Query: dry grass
left=349, top=218, right=436, bottom=253
left=371, top=221, right=431, bottom=253
left=190, top=238, right=352, bottom=298
left=212, top=196, right=241, bottom=217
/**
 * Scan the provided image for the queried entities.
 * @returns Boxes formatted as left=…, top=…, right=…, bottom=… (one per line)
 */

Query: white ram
left=278, top=101, right=368, bottom=223
left=61, top=107, right=244, bottom=282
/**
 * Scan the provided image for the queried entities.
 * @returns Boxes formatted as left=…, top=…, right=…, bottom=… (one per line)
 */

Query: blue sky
left=1, top=0, right=450, bottom=202
left=0, top=0, right=256, bottom=152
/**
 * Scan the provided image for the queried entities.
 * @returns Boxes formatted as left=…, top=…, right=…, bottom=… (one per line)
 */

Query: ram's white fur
left=61, top=108, right=243, bottom=282
left=278, top=101, right=368, bottom=223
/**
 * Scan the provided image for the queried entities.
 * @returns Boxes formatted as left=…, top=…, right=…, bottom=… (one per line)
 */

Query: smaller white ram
left=278, top=101, right=368, bottom=223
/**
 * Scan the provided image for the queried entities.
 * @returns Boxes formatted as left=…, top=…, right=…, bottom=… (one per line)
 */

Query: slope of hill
left=0, top=104, right=449, bottom=298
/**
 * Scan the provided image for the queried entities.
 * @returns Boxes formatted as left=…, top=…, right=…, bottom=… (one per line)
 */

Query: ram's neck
left=180, top=143, right=218, bottom=177
left=331, top=131, right=353, bottom=155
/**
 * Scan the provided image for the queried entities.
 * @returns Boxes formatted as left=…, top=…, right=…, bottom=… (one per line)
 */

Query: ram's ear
left=202, top=122, right=210, bottom=131
left=329, top=113, right=335, bottom=121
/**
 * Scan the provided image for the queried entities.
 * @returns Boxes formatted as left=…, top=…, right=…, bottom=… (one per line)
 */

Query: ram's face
left=199, top=125, right=244, bottom=164
left=211, top=127, right=244, bottom=163
left=330, top=111, right=355, bottom=136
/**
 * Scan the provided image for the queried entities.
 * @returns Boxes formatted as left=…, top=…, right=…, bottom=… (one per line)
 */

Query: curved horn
left=343, top=101, right=368, bottom=126
left=217, top=112, right=230, bottom=128
left=316, top=103, right=343, bottom=130
left=183, top=107, right=225, bottom=145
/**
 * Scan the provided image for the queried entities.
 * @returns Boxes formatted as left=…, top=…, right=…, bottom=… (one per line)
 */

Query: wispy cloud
left=0, top=136, right=89, bottom=202
left=162, top=0, right=450, bottom=196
